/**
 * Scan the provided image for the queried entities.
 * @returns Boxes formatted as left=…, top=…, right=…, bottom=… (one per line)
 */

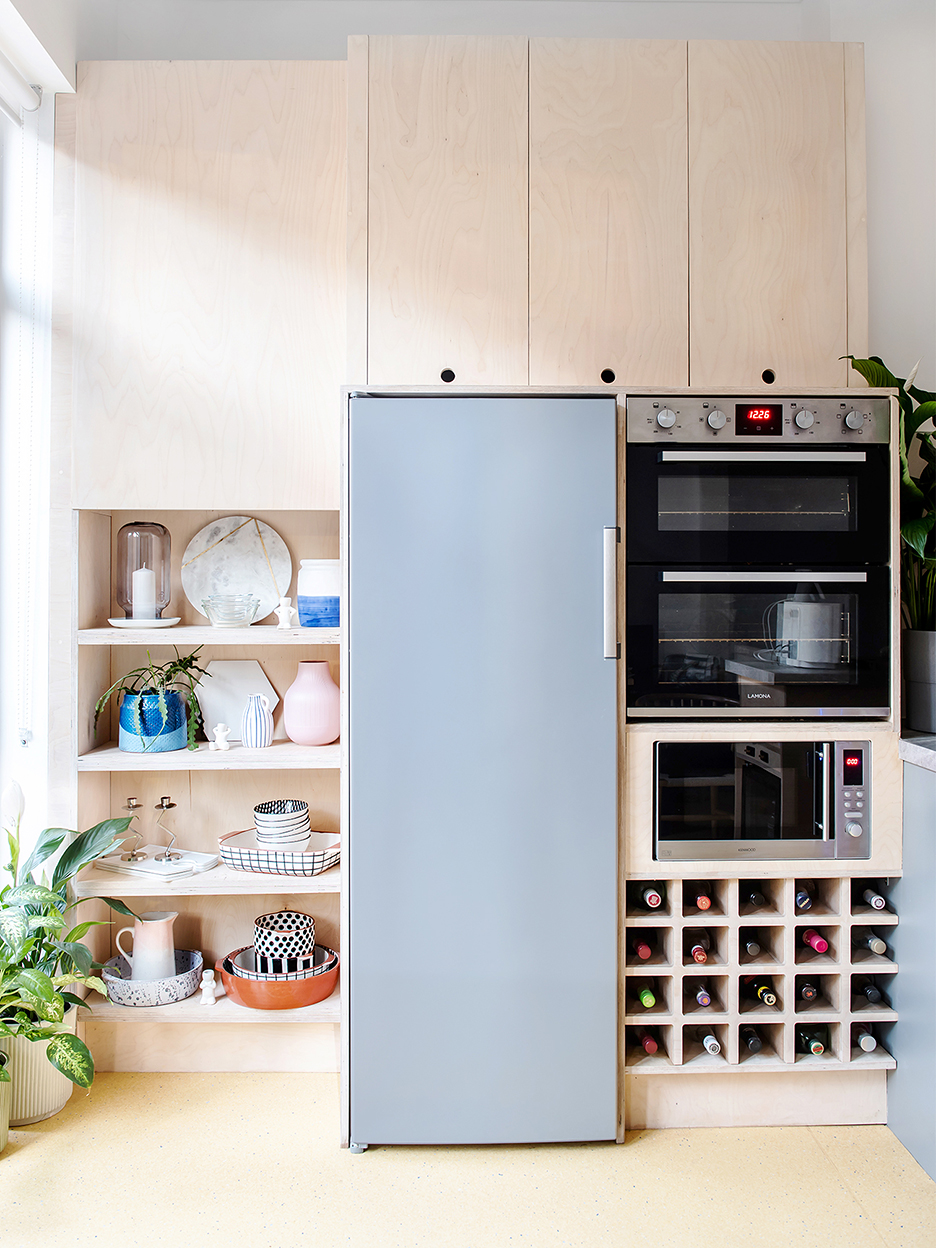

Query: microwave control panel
left=627, top=396, right=891, bottom=443
left=831, top=740, right=872, bottom=860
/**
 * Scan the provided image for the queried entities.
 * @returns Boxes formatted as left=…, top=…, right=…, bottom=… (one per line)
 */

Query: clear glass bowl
left=202, top=594, right=260, bottom=627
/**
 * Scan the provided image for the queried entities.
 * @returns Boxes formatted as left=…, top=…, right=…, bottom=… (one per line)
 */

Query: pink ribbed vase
left=283, top=660, right=340, bottom=746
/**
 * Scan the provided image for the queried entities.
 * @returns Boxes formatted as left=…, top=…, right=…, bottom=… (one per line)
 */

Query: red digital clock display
left=842, top=751, right=864, bottom=786
left=735, top=403, right=783, bottom=435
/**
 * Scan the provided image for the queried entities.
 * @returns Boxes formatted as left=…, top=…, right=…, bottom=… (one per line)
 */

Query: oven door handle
left=603, top=527, right=619, bottom=659
left=819, top=744, right=833, bottom=841
left=659, top=451, right=867, bottom=463
left=660, top=571, right=868, bottom=583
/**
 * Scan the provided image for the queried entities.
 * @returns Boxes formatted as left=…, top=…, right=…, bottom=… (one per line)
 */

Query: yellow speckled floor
left=1, top=1074, right=935, bottom=1248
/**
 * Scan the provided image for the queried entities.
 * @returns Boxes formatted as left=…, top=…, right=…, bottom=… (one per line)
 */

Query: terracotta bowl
left=217, top=950, right=339, bottom=1010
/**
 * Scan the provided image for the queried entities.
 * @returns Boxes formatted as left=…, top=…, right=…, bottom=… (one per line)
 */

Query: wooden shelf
left=78, top=626, right=340, bottom=646
left=83, top=986, right=340, bottom=1025
left=74, top=862, right=340, bottom=898
left=78, top=740, right=341, bottom=771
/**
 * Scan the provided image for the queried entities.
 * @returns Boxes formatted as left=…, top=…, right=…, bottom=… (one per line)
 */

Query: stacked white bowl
left=253, top=799, right=312, bottom=847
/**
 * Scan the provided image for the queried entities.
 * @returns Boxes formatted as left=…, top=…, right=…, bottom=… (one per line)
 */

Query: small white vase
left=241, top=693, right=274, bottom=748
left=283, top=661, right=340, bottom=746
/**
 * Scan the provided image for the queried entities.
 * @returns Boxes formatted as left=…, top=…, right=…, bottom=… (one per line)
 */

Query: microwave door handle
left=817, top=745, right=833, bottom=841
left=659, top=451, right=867, bottom=463
left=660, top=571, right=868, bottom=583
left=603, top=526, right=619, bottom=659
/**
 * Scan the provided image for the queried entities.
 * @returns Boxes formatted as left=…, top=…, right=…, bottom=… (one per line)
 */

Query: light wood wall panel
left=688, top=41, right=849, bottom=390
left=366, top=36, right=529, bottom=386
left=530, top=39, right=688, bottom=388
left=73, top=61, right=346, bottom=510
left=844, top=42, right=869, bottom=375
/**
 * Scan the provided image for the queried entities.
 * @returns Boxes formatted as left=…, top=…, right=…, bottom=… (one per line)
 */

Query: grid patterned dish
left=219, top=829, right=340, bottom=877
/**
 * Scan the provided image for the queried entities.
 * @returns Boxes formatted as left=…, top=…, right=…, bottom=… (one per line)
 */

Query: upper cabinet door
left=73, top=61, right=347, bottom=511
left=689, top=41, right=849, bottom=390
left=366, top=37, right=529, bottom=387
left=530, top=39, right=688, bottom=388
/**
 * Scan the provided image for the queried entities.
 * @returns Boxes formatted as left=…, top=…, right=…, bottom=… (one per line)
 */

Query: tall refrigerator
left=346, top=394, right=618, bottom=1146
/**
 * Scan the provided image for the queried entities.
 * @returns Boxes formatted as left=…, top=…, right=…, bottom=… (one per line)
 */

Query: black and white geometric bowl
left=102, top=949, right=204, bottom=1007
left=254, top=799, right=310, bottom=827
left=254, top=909, right=315, bottom=958
left=227, top=944, right=338, bottom=982
left=218, top=829, right=340, bottom=878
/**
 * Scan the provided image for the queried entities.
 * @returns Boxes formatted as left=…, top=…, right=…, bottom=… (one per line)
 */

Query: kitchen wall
left=16, top=0, right=936, bottom=377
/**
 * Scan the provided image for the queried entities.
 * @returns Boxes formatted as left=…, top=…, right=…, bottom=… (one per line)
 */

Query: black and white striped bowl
left=218, top=830, right=340, bottom=878
left=254, top=799, right=310, bottom=826
left=226, top=944, right=339, bottom=982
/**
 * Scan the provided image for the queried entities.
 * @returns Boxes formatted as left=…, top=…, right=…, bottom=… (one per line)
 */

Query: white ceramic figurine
left=208, top=722, right=231, bottom=751
left=274, top=595, right=298, bottom=630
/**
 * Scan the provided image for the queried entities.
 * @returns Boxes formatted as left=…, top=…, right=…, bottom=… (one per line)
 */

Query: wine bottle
left=802, top=928, right=829, bottom=954
left=689, top=1026, right=720, bottom=1056
left=796, top=1024, right=827, bottom=1056
left=640, top=884, right=665, bottom=911
left=631, top=934, right=654, bottom=961
left=741, top=975, right=777, bottom=1007
left=740, top=1025, right=763, bottom=1054
left=635, top=1027, right=658, bottom=1055
left=635, top=982, right=656, bottom=1010
left=799, top=979, right=818, bottom=1002
left=862, top=888, right=887, bottom=912
left=854, top=1023, right=877, bottom=1053
left=685, top=928, right=710, bottom=964
left=742, top=933, right=762, bottom=958
left=691, top=883, right=712, bottom=911
left=795, top=881, right=817, bottom=911
left=742, top=887, right=766, bottom=909
left=686, top=980, right=711, bottom=1008
left=853, top=977, right=882, bottom=1004
left=853, top=930, right=888, bottom=956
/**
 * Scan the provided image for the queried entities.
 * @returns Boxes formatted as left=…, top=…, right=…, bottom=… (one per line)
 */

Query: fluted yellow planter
left=0, top=1006, right=78, bottom=1126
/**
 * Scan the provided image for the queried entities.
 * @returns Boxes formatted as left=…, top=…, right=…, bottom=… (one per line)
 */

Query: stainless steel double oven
left=625, top=393, right=893, bottom=719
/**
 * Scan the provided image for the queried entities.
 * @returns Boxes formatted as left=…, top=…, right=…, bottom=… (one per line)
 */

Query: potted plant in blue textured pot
left=94, top=647, right=210, bottom=752
left=847, top=356, right=936, bottom=729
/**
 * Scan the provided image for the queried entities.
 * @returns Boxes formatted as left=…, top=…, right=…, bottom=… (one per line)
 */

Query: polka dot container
left=254, top=909, right=315, bottom=959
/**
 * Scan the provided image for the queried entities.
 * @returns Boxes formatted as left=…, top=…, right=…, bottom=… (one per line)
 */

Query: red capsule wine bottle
left=796, top=1024, right=827, bottom=1056
left=687, top=980, right=711, bottom=1008
left=640, top=883, right=665, bottom=911
left=799, top=979, right=819, bottom=1002
left=862, top=888, right=887, bottom=912
left=795, top=881, right=817, bottom=911
left=635, top=1027, right=658, bottom=1055
left=691, top=883, right=712, bottom=911
left=742, top=887, right=766, bottom=909
left=631, top=934, right=654, bottom=961
left=742, top=975, right=777, bottom=1007
left=685, top=928, right=710, bottom=964
left=740, top=1025, right=763, bottom=1054
left=854, top=1023, right=877, bottom=1053
left=853, top=977, right=882, bottom=1004
left=802, top=928, right=829, bottom=954
left=853, top=930, right=888, bottom=956
left=688, top=1026, right=720, bottom=1056
left=635, top=982, right=656, bottom=1010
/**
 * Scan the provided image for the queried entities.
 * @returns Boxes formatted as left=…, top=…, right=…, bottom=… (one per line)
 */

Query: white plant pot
left=0, top=1005, right=78, bottom=1126
left=903, top=629, right=936, bottom=733
left=0, top=1055, right=10, bottom=1153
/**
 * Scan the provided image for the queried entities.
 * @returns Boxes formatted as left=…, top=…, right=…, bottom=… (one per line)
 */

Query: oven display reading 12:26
left=735, top=404, right=783, bottom=436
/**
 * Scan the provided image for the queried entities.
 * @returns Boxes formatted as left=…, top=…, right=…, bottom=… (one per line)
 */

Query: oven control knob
left=707, top=409, right=727, bottom=429
left=845, top=821, right=864, bottom=838
left=845, top=410, right=865, bottom=430
left=656, top=408, right=677, bottom=429
left=795, top=409, right=815, bottom=429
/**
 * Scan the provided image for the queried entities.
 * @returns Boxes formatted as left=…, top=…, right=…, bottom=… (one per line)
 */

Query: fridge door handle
left=603, top=527, right=620, bottom=659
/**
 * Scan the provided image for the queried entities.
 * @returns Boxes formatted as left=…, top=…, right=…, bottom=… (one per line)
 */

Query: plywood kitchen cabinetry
left=72, top=60, right=346, bottom=511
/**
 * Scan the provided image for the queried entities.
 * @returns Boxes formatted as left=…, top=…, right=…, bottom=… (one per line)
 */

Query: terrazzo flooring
left=1, top=1073, right=935, bottom=1247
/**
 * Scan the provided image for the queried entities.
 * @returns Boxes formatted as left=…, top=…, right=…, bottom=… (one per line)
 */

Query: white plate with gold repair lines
left=181, top=516, right=292, bottom=622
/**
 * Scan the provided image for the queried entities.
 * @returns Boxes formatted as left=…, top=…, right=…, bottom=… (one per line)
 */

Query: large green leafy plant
left=93, top=646, right=209, bottom=750
left=847, top=356, right=936, bottom=629
left=0, top=782, right=135, bottom=1089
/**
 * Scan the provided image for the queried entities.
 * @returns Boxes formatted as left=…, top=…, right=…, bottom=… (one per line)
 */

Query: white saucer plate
left=108, top=617, right=182, bottom=629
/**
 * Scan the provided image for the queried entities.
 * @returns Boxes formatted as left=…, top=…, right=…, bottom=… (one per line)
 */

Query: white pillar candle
left=131, top=564, right=157, bottom=618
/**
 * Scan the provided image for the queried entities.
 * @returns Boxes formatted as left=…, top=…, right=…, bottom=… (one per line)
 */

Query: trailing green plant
left=846, top=356, right=936, bottom=629
left=0, top=781, right=137, bottom=1089
left=93, top=646, right=210, bottom=750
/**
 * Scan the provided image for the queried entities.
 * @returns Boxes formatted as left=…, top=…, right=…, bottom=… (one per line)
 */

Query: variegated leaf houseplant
left=93, top=646, right=209, bottom=752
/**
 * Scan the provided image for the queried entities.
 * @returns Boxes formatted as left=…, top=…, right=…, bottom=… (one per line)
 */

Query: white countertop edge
left=899, top=734, right=936, bottom=772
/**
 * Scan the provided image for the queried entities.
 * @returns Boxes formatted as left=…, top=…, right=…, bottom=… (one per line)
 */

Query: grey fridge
left=347, top=394, right=618, bottom=1146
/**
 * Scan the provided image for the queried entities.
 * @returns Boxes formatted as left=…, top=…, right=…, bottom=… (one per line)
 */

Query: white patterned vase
left=241, top=693, right=274, bottom=748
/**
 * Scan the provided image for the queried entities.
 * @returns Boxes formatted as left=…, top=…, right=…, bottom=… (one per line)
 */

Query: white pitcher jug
left=115, top=911, right=178, bottom=981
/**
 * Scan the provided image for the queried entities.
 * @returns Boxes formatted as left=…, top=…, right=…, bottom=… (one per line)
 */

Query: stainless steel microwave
left=654, top=739, right=871, bottom=861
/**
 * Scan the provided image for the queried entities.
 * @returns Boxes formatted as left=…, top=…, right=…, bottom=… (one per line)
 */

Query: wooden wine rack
left=622, top=877, right=898, bottom=1072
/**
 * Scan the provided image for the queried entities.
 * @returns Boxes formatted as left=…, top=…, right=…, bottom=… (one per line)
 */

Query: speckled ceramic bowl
left=102, top=949, right=203, bottom=1007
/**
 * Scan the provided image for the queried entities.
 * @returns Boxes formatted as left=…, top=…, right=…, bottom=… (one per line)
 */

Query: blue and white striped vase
left=241, top=693, right=274, bottom=748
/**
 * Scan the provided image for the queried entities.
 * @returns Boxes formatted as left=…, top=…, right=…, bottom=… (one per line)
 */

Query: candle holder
left=116, top=522, right=171, bottom=620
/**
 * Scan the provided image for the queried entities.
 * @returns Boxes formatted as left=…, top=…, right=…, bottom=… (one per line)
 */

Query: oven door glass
left=627, top=568, right=890, bottom=716
left=655, top=741, right=824, bottom=845
left=626, top=445, right=890, bottom=564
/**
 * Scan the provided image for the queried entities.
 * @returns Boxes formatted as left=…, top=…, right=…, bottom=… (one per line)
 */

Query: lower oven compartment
left=626, top=567, right=891, bottom=718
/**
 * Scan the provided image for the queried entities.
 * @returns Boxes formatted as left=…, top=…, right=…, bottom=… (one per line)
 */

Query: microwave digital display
left=842, top=750, right=864, bottom=786
left=735, top=404, right=783, bottom=436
